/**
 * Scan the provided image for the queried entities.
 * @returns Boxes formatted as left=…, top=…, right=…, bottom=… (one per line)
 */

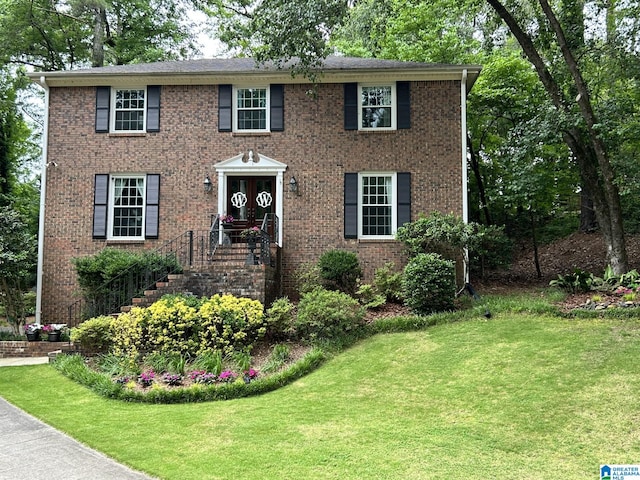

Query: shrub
left=110, top=307, right=149, bottom=368
left=295, top=288, right=365, bottom=341
left=373, top=262, right=404, bottom=303
left=265, top=297, right=295, bottom=338
left=144, top=296, right=200, bottom=357
left=402, top=253, right=456, bottom=315
left=317, top=250, right=362, bottom=294
left=198, top=294, right=267, bottom=355
left=356, top=283, right=386, bottom=309
left=70, top=316, right=113, bottom=353
left=294, top=262, right=322, bottom=295
left=73, top=248, right=183, bottom=316
left=549, top=269, right=598, bottom=293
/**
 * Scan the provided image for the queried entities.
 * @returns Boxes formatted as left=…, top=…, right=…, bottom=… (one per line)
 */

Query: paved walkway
left=0, top=360, right=157, bottom=480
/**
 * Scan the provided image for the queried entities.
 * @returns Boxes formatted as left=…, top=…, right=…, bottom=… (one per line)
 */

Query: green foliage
left=265, top=297, right=295, bottom=338
left=396, top=212, right=506, bottom=261
left=549, top=269, right=598, bottom=294
left=355, top=283, right=386, bottom=309
left=603, top=266, right=640, bottom=289
left=295, top=288, right=365, bottom=342
left=191, top=350, right=223, bottom=376
left=373, top=262, right=404, bottom=303
left=402, top=253, right=456, bottom=315
left=110, top=307, right=148, bottom=368
left=70, top=316, right=113, bottom=353
left=197, top=294, right=267, bottom=356
left=294, top=262, right=323, bottom=295
left=73, top=248, right=182, bottom=312
left=317, top=249, right=362, bottom=294
left=0, top=205, right=37, bottom=334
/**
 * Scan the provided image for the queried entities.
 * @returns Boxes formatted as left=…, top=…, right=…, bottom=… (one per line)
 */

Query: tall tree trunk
left=92, top=7, right=107, bottom=67
left=580, top=187, right=597, bottom=232
left=485, top=0, right=629, bottom=274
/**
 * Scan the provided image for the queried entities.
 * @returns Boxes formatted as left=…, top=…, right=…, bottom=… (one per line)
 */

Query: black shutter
left=344, top=173, right=358, bottom=238
left=270, top=84, right=284, bottom=131
left=92, top=174, right=109, bottom=238
left=145, top=174, right=160, bottom=239
left=219, top=84, right=232, bottom=132
left=95, top=87, right=110, bottom=133
left=397, top=172, right=411, bottom=227
left=146, top=85, right=161, bottom=132
left=344, top=83, right=358, bottom=130
left=397, top=81, right=411, bottom=129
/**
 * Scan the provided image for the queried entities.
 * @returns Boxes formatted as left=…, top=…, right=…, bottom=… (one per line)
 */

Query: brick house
left=29, top=57, right=481, bottom=324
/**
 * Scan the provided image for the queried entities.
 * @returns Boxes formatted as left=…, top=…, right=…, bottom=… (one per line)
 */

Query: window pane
left=361, top=175, right=392, bottom=236
left=361, top=86, right=392, bottom=128
left=112, top=177, right=144, bottom=237
left=236, top=88, right=267, bottom=130
left=114, top=89, right=145, bottom=131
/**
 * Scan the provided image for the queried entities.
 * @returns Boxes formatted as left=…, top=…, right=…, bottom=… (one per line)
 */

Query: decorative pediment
left=214, top=151, right=287, bottom=173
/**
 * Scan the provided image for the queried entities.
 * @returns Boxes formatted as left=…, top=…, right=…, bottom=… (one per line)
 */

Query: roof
left=28, top=56, right=482, bottom=91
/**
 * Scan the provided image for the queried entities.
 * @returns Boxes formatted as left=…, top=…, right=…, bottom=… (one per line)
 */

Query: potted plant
left=219, top=213, right=234, bottom=226
left=24, top=323, right=42, bottom=342
left=240, top=227, right=262, bottom=264
left=42, top=323, right=67, bottom=342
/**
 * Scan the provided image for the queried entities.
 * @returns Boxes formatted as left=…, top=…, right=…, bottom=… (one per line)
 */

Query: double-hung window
left=112, top=88, right=146, bottom=132
left=234, top=87, right=269, bottom=132
left=360, top=173, right=396, bottom=238
left=93, top=173, right=160, bottom=240
left=108, top=175, right=146, bottom=240
left=359, top=85, right=396, bottom=130
left=344, top=172, right=410, bottom=240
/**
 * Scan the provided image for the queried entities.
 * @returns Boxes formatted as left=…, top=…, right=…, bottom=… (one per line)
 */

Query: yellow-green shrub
left=111, top=307, right=148, bottom=368
left=145, top=297, right=200, bottom=356
left=198, top=294, right=266, bottom=355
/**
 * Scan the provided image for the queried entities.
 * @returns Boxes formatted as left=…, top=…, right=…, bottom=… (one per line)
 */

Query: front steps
left=123, top=244, right=280, bottom=311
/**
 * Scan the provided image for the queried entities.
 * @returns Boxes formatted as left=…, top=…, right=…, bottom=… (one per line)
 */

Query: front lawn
left=1, top=311, right=639, bottom=479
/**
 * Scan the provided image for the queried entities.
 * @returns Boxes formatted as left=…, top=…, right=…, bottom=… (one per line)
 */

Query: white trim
left=214, top=152, right=287, bottom=246
left=233, top=86, right=270, bottom=133
left=358, top=172, right=397, bottom=239
left=110, top=87, right=147, bottom=133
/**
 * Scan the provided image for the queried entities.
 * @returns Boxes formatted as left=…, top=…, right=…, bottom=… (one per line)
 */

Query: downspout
left=34, top=76, right=50, bottom=326
left=461, top=69, right=470, bottom=284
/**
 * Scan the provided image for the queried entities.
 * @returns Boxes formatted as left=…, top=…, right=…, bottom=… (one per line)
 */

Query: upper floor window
left=112, top=88, right=146, bottom=132
left=234, top=87, right=269, bottom=132
left=360, top=85, right=396, bottom=130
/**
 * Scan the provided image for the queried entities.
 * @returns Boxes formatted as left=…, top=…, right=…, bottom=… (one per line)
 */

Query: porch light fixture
left=289, top=176, right=299, bottom=195
left=203, top=174, right=212, bottom=193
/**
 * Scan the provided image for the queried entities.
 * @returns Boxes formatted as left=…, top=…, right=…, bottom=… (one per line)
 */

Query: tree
left=0, top=206, right=37, bottom=334
left=0, top=0, right=199, bottom=70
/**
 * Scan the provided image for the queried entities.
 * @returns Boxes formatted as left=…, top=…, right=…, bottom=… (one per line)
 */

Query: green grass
left=1, top=312, right=640, bottom=478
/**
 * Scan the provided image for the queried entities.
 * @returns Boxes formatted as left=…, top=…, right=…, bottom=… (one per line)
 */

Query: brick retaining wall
left=0, top=341, right=77, bottom=358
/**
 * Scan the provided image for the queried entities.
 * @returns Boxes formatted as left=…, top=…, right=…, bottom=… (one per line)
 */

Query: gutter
left=461, top=68, right=470, bottom=284
left=34, top=76, right=50, bottom=326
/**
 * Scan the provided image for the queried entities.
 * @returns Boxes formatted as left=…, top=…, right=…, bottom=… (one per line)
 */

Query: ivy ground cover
left=0, top=313, right=639, bottom=479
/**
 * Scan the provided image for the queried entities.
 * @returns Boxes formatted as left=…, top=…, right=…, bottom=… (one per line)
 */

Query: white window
left=359, top=85, right=396, bottom=130
left=234, top=87, right=269, bottom=132
left=108, top=175, right=146, bottom=240
left=112, top=88, right=146, bottom=132
left=359, top=173, right=397, bottom=238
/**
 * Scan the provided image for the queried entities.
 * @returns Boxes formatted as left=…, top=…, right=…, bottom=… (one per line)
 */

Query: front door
left=227, top=176, right=275, bottom=234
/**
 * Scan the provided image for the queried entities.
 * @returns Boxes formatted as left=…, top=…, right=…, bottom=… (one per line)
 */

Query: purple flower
left=218, top=370, right=237, bottom=383
left=139, top=370, right=155, bottom=387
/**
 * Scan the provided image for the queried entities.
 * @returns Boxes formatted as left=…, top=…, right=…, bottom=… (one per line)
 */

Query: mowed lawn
left=1, top=313, right=639, bottom=479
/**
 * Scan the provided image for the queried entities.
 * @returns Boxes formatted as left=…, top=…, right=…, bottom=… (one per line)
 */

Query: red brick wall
left=41, top=80, right=462, bottom=321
